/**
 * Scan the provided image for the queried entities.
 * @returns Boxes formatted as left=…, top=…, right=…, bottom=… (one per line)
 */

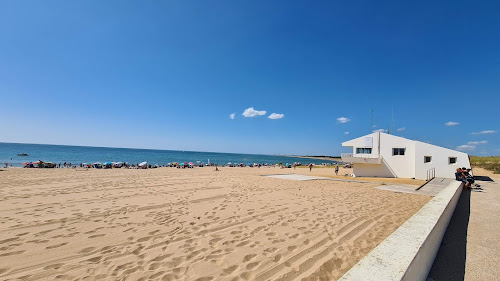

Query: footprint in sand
left=46, top=242, right=68, bottom=249
left=194, top=277, right=214, bottom=281
left=89, top=234, right=106, bottom=238
left=264, top=247, right=277, bottom=254
left=243, top=254, right=257, bottom=262
left=246, top=261, right=260, bottom=270
left=0, top=250, right=25, bottom=257
left=78, top=247, right=96, bottom=254
left=220, top=265, right=238, bottom=276
left=273, top=254, right=282, bottom=262
left=0, top=237, right=20, bottom=244
left=0, top=268, right=9, bottom=275
left=236, top=240, right=250, bottom=247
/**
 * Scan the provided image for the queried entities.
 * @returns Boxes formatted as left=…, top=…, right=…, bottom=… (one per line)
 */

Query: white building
left=341, top=132, right=471, bottom=180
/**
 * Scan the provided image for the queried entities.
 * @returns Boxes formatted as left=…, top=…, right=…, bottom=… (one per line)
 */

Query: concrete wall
left=353, top=162, right=395, bottom=178
left=414, top=141, right=471, bottom=180
left=339, top=181, right=464, bottom=281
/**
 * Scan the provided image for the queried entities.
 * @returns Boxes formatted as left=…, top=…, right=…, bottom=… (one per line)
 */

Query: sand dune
left=0, top=167, right=430, bottom=280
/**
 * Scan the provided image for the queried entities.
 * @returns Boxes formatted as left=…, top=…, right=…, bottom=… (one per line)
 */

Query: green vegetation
left=470, top=156, right=500, bottom=174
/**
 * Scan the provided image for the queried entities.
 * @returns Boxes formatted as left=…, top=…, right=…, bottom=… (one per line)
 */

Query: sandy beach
left=0, top=167, right=430, bottom=280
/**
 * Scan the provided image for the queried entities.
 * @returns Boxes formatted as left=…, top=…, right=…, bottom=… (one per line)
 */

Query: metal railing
left=426, top=168, right=436, bottom=181
left=341, top=153, right=353, bottom=158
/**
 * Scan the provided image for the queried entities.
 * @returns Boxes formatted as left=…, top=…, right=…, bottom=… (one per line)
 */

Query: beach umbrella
left=138, top=162, right=147, bottom=167
left=179, top=162, right=184, bottom=166
left=188, top=162, right=193, bottom=166
left=22, top=162, right=29, bottom=165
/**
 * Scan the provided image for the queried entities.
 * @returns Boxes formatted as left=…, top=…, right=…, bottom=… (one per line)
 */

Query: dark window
left=356, top=148, right=372, bottom=154
left=424, top=156, right=432, bottom=163
left=449, top=157, right=457, bottom=164
left=393, top=148, right=406, bottom=155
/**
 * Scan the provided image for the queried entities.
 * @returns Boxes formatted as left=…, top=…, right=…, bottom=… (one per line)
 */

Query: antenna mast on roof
left=391, top=106, right=394, bottom=135
left=370, top=108, right=373, bottom=133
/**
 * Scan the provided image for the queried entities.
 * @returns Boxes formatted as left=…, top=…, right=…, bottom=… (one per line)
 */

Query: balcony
left=341, top=153, right=382, bottom=164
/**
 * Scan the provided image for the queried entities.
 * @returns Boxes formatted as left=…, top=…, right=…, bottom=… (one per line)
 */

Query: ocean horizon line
left=0, top=141, right=340, bottom=163
left=0, top=141, right=307, bottom=159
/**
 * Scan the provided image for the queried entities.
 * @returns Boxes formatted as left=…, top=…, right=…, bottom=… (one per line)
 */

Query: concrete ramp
left=263, top=174, right=329, bottom=181
left=416, top=177, right=454, bottom=196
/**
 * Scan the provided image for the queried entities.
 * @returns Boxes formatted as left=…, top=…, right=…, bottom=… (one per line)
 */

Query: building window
left=356, top=148, right=372, bottom=154
left=393, top=148, right=405, bottom=155
left=449, top=157, right=457, bottom=164
left=424, top=156, right=432, bottom=163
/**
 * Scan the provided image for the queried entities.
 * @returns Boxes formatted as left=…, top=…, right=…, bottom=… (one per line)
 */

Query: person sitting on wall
left=463, top=168, right=481, bottom=188
left=456, top=168, right=471, bottom=189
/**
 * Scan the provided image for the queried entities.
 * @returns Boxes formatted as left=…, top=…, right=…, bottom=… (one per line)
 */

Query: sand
left=0, top=167, right=430, bottom=281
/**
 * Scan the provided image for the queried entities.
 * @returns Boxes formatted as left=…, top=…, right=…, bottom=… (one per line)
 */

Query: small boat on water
left=17, top=153, right=28, bottom=156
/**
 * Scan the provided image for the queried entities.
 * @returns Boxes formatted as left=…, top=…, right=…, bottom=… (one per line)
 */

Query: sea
left=0, top=143, right=337, bottom=167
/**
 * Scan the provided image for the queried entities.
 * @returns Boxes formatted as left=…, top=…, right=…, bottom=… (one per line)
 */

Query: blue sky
left=1, top=1, right=499, bottom=156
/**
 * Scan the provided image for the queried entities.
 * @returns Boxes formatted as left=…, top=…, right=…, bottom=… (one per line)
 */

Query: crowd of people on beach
left=11, top=160, right=336, bottom=170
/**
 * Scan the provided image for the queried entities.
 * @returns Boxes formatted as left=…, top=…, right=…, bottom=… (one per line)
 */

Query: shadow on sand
left=427, top=189, right=471, bottom=281
left=473, top=175, right=494, bottom=182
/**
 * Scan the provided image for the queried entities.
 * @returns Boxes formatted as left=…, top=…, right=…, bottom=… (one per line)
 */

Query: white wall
left=344, top=132, right=415, bottom=178
left=353, top=162, right=395, bottom=178
left=343, top=132, right=380, bottom=158
left=343, top=132, right=470, bottom=180
left=414, top=141, right=470, bottom=180
left=378, top=133, right=416, bottom=178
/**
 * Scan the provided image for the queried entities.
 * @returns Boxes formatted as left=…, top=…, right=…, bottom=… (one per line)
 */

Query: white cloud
left=242, top=107, right=266, bottom=118
left=373, top=129, right=387, bottom=133
left=467, top=141, right=487, bottom=145
left=457, top=144, right=476, bottom=151
left=397, top=127, right=406, bottom=132
left=445, top=121, right=460, bottom=126
left=471, top=130, right=498, bottom=135
left=229, top=113, right=235, bottom=120
left=337, top=117, right=350, bottom=123
left=344, top=131, right=349, bottom=135
left=268, top=113, right=284, bottom=120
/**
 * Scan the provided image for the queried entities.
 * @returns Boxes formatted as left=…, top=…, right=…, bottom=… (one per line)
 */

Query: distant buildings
left=341, top=132, right=471, bottom=180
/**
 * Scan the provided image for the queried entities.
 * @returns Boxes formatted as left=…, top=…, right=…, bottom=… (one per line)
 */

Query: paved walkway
left=417, top=177, right=454, bottom=196
left=428, top=176, right=500, bottom=280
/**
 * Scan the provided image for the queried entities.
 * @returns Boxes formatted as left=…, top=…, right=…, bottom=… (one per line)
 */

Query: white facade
left=341, top=132, right=470, bottom=180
